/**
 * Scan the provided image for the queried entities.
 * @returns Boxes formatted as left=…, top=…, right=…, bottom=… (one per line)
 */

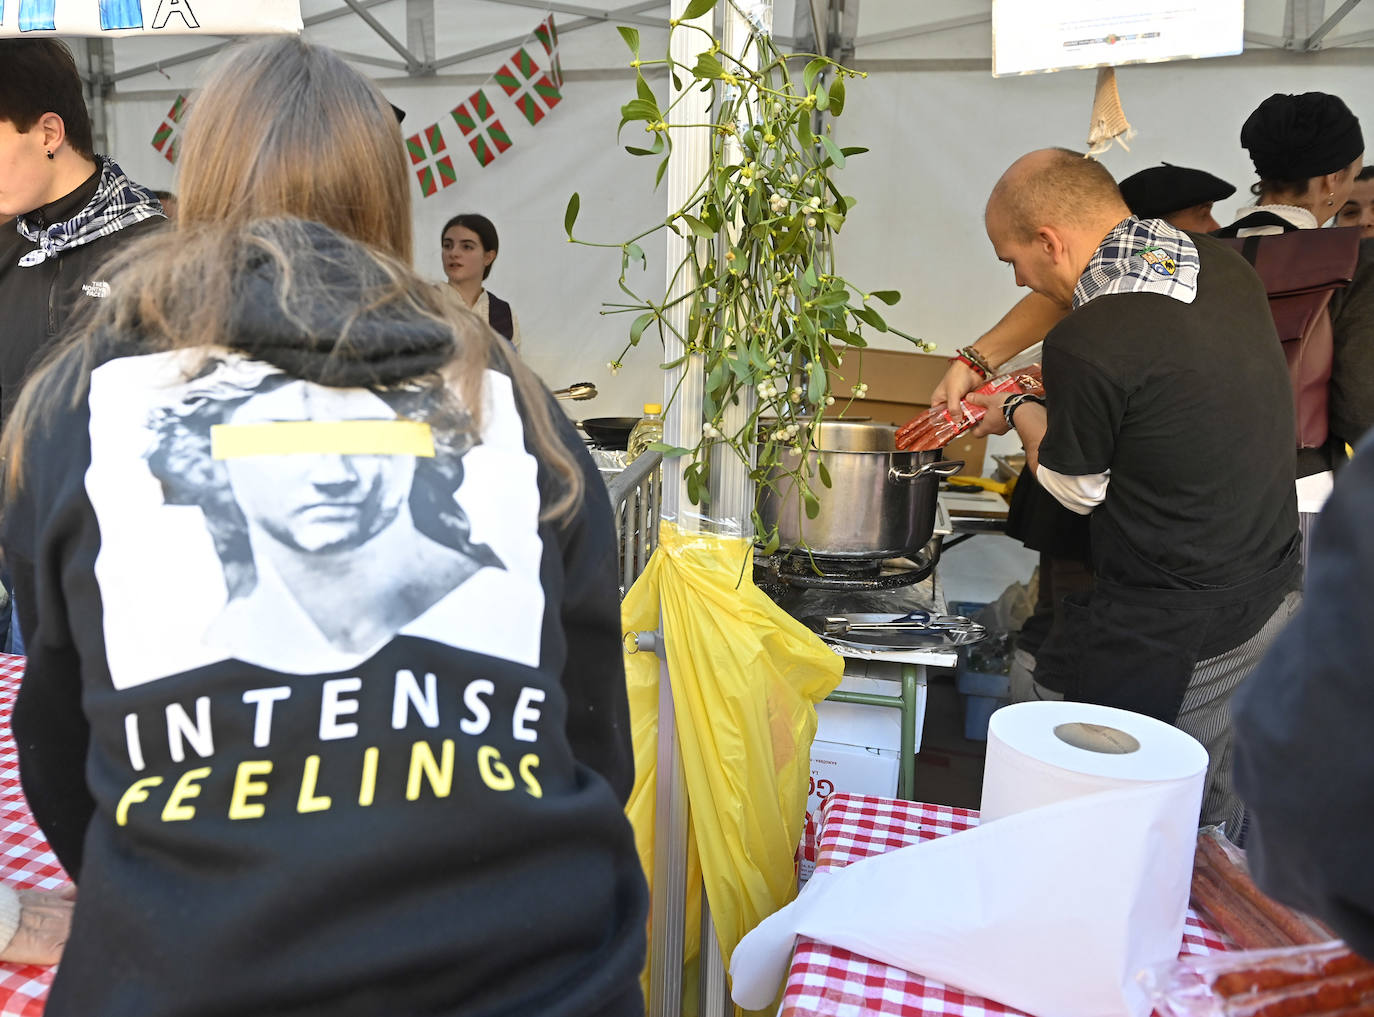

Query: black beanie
left=1119, top=163, right=1236, bottom=218
left=1241, top=92, right=1364, bottom=182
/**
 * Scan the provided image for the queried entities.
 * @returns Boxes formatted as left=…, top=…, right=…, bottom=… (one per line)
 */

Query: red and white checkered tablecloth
left=781, top=792, right=1227, bottom=1017
left=0, top=654, right=67, bottom=1017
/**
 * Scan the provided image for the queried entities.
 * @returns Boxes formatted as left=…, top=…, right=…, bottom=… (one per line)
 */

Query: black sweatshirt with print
left=1, top=220, right=647, bottom=1017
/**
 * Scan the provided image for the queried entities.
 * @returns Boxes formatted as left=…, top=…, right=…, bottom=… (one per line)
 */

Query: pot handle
left=889, top=459, right=965, bottom=482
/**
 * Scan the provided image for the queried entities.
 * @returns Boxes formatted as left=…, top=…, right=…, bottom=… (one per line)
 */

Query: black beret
left=1241, top=92, right=1363, bottom=182
left=1118, top=163, right=1236, bottom=218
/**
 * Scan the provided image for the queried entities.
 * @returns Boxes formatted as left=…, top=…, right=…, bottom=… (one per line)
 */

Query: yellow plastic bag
left=623, top=522, right=843, bottom=1012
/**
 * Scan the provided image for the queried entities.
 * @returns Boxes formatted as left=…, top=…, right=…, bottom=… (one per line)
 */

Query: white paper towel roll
left=981, top=701, right=1210, bottom=823
left=730, top=701, right=1211, bottom=1017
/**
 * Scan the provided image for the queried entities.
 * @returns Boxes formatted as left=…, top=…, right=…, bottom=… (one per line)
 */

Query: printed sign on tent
left=991, top=0, right=1243, bottom=76
left=0, top=0, right=301, bottom=36
left=150, top=93, right=188, bottom=164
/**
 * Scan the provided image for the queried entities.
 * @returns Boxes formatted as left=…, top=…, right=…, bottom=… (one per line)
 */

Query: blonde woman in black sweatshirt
left=0, top=36, right=646, bottom=1017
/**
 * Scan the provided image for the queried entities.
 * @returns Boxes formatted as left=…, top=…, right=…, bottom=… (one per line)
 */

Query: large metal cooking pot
left=757, top=420, right=963, bottom=558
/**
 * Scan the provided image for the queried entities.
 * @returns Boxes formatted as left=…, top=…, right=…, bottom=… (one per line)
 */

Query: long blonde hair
left=1, top=35, right=582, bottom=520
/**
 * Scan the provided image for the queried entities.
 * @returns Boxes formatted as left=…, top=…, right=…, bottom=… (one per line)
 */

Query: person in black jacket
left=0, top=39, right=164, bottom=656
left=0, top=36, right=646, bottom=1017
left=1232, top=435, right=1374, bottom=959
left=0, top=39, right=165, bottom=427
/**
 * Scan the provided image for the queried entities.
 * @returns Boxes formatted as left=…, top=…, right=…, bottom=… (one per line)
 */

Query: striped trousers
left=1019, top=589, right=1303, bottom=837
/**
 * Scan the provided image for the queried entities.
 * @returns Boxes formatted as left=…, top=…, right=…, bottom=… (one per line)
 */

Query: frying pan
left=577, top=416, right=640, bottom=450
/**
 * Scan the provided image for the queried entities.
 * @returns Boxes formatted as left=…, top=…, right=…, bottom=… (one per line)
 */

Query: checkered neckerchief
left=15, top=155, right=164, bottom=266
left=1072, top=216, right=1199, bottom=309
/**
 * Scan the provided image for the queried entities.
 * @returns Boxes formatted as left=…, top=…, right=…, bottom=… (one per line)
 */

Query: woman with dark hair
left=441, top=212, right=522, bottom=349
left=0, top=35, right=645, bottom=1017
left=1214, top=91, right=1374, bottom=545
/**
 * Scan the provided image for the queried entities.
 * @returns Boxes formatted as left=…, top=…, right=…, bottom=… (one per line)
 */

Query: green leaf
left=840, top=146, right=869, bottom=157
left=650, top=441, right=692, bottom=459
left=820, top=135, right=845, bottom=169
left=660, top=355, right=687, bottom=369
left=630, top=311, right=655, bottom=344
left=852, top=305, right=888, bottom=331
left=818, top=460, right=832, bottom=488
left=840, top=332, right=867, bottom=347
left=682, top=0, right=717, bottom=19
left=619, top=97, right=661, bottom=125
left=829, top=75, right=846, bottom=117
left=803, top=58, right=827, bottom=93
left=655, top=155, right=670, bottom=188
left=761, top=528, right=780, bottom=555
left=813, top=288, right=849, bottom=308
left=626, top=242, right=646, bottom=270
left=678, top=213, right=715, bottom=238
left=807, top=360, right=826, bottom=405
left=814, top=80, right=830, bottom=112
left=617, top=26, right=640, bottom=56
left=803, top=488, right=821, bottom=519
left=624, top=133, right=665, bottom=157
left=635, top=73, right=656, bottom=104
left=801, top=262, right=819, bottom=291
left=563, top=193, right=579, bottom=238
left=692, top=53, right=727, bottom=80
left=822, top=209, right=844, bottom=231
left=869, top=290, right=900, bottom=305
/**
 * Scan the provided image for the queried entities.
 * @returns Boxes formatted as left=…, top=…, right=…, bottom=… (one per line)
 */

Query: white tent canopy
left=65, top=1, right=1374, bottom=423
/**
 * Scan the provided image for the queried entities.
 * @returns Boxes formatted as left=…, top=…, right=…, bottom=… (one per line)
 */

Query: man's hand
left=2, top=886, right=76, bottom=966
left=964, top=391, right=1012, bottom=437
left=929, top=359, right=983, bottom=409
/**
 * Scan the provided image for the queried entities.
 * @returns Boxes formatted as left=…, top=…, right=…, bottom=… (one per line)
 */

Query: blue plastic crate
left=962, top=693, right=1009, bottom=741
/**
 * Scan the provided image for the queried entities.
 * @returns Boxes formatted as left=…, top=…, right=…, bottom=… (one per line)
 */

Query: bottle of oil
left=625, top=403, right=664, bottom=462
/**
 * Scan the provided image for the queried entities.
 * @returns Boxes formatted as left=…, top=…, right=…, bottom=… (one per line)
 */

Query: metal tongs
left=552, top=381, right=598, bottom=401
left=803, top=610, right=987, bottom=646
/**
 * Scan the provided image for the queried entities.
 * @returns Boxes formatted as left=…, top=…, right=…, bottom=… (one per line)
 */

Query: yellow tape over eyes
left=211, top=421, right=436, bottom=459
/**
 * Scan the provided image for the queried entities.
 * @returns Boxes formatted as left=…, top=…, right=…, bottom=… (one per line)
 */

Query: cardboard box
left=826, top=346, right=988, bottom=476
left=815, top=659, right=929, bottom=755
left=798, top=738, right=899, bottom=885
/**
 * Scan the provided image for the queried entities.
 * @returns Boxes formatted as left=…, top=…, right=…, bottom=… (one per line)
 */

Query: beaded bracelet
left=954, top=345, right=993, bottom=379
left=1003, top=393, right=1045, bottom=430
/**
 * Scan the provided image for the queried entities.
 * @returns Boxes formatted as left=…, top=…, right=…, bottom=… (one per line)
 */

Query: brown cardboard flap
left=828, top=346, right=953, bottom=406
left=824, top=346, right=989, bottom=476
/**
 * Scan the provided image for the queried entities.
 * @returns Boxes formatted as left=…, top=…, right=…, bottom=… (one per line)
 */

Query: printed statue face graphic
left=224, top=383, right=416, bottom=555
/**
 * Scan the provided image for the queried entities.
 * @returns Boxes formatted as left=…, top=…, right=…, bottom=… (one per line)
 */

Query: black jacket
left=1233, top=435, right=1374, bottom=960
left=1, top=219, right=647, bottom=1017
left=0, top=168, right=163, bottom=425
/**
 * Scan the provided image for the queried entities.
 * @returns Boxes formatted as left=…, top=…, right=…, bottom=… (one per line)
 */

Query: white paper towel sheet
left=730, top=701, right=1209, bottom=1017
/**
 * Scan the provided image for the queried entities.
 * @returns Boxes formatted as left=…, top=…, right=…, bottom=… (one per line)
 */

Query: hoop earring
left=45, top=150, right=54, bottom=160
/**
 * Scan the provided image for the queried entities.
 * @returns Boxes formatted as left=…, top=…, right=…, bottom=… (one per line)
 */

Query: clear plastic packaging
left=1190, top=827, right=1335, bottom=950
left=1141, top=941, right=1373, bottom=1017
left=895, top=364, right=1044, bottom=452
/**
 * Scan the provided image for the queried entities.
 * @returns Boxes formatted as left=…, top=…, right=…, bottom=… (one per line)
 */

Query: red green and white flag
left=495, top=47, right=562, bottom=126
left=451, top=89, right=513, bottom=167
left=406, top=123, right=457, bottom=197
left=150, top=93, right=188, bottom=164
left=533, top=14, right=562, bottom=87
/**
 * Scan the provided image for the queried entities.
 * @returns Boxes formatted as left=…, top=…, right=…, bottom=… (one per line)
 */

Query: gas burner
left=754, top=540, right=940, bottom=594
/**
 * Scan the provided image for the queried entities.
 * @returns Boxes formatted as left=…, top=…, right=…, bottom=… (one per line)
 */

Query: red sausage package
left=895, top=364, right=1044, bottom=452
